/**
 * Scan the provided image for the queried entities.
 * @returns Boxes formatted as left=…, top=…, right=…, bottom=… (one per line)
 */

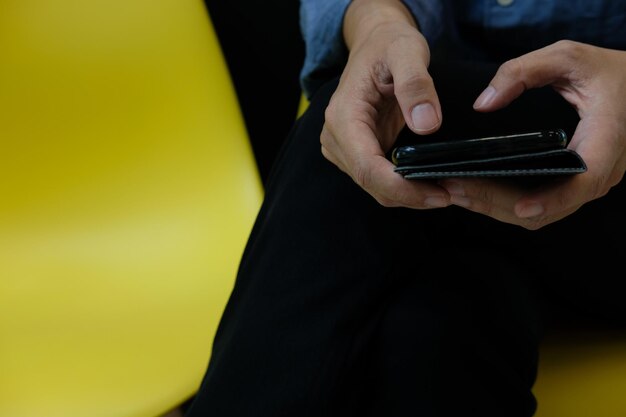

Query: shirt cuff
left=299, top=0, right=444, bottom=100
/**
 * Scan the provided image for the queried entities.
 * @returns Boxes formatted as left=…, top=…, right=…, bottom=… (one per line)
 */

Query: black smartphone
left=391, top=128, right=586, bottom=179
left=391, top=129, right=568, bottom=166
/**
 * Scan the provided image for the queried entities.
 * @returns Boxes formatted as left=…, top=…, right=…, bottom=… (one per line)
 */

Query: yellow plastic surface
left=297, top=94, right=309, bottom=118
left=534, top=334, right=626, bottom=417
left=0, top=1, right=263, bottom=417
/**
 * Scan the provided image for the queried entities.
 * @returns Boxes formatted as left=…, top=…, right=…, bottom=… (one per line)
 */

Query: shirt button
left=497, top=0, right=514, bottom=6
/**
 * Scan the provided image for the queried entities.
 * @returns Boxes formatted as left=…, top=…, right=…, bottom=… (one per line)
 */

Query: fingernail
left=473, top=85, right=496, bottom=109
left=424, top=196, right=449, bottom=208
left=411, top=103, right=439, bottom=132
left=517, top=203, right=544, bottom=218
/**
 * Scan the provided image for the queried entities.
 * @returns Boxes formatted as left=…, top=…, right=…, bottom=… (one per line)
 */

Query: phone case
left=392, top=129, right=587, bottom=179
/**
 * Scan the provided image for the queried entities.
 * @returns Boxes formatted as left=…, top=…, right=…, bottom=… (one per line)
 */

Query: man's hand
left=320, top=0, right=450, bottom=209
left=440, top=40, right=626, bottom=229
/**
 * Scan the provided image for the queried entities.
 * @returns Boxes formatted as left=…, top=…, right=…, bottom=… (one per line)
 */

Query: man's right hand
left=319, top=0, right=450, bottom=209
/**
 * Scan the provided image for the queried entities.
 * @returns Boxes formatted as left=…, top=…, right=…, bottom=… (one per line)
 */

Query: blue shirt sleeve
left=299, top=0, right=351, bottom=99
left=299, top=0, right=626, bottom=100
left=399, top=0, right=444, bottom=46
left=299, top=0, right=444, bottom=99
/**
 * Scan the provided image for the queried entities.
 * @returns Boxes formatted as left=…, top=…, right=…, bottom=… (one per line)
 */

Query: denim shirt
left=299, top=0, right=626, bottom=99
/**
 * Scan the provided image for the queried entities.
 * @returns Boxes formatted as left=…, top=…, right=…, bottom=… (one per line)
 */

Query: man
left=186, top=1, right=626, bottom=415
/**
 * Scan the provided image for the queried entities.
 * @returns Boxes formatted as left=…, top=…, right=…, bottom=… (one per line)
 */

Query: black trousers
left=186, top=58, right=626, bottom=417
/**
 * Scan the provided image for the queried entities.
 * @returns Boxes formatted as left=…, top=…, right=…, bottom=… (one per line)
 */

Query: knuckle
left=394, top=72, right=434, bottom=96
left=552, top=39, right=585, bottom=60
left=352, top=162, right=372, bottom=191
left=323, top=103, right=338, bottom=126
left=319, top=125, right=332, bottom=148
left=499, top=57, right=524, bottom=80
left=549, top=40, right=590, bottom=70
left=352, top=165, right=400, bottom=208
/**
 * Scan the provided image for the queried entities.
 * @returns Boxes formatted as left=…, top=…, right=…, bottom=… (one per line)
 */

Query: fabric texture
left=185, top=2, right=626, bottom=416
left=185, top=55, right=626, bottom=417
left=299, top=0, right=626, bottom=97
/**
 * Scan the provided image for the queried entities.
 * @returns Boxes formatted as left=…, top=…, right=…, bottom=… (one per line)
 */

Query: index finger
left=473, top=40, right=588, bottom=112
left=322, top=118, right=450, bottom=209
left=385, top=31, right=443, bottom=135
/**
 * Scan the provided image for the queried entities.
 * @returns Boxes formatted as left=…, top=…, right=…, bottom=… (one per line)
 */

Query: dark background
left=204, top=0, right=305, bottom=185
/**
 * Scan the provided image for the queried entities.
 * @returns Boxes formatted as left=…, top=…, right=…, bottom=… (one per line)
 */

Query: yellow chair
left=0, top=1, right=262, bottom=416
left=533, top=331, right=626, bottom=417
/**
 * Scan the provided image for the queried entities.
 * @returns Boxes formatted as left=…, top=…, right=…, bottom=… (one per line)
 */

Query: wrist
left=343, top=0, right=418, bottom=51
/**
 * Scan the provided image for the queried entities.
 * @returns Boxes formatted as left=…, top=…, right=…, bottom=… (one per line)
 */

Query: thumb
left=408, top=99, right=441, bottom=134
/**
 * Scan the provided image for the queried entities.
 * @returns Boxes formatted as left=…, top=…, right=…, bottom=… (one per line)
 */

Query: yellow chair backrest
left=0, top=1, right=262, bottom=416
left=533, top=333, right=626, bottom=417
